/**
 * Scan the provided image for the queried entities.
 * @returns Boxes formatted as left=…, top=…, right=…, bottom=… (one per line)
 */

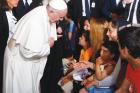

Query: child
left=58, top=49, right=76, bottom=93
left=79, top=31, right=93, bottom=61
left=62, top=49, right=77, bottom=75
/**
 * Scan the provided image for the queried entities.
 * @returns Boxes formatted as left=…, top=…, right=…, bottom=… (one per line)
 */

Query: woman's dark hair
left=102, top=40, right=120, bottom=61
left=0, top=0, right=10, bottom=10
left=110, top=19, right=119, bottom=29
left=82, top=31, right=91, bottom=48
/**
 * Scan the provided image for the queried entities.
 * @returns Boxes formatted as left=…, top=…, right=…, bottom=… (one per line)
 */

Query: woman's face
left=6, top=0, right=19, bottom=9
left=106, top=22, right=118, bottom=41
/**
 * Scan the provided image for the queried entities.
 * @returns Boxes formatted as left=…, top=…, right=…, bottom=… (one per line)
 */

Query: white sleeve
left=123, top=3, right=126, bottom=7
left=19, top=43, right=50, bottom=59
left=50, top=23, right=57, bottom=41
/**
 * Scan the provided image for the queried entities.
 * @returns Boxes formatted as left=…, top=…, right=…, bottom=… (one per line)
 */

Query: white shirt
left=6, top=10, right=17, bottom=40
left=116, top=0, right=121, bottom=5
left=23, top=0, right=32, bottom=5
left=82, top=0, right=90, bottom=16
left=42, top=0, right=49, bottom=5
left=65, top=0, right=70, bottom=3
left=127, top=0, right=139, bottom=24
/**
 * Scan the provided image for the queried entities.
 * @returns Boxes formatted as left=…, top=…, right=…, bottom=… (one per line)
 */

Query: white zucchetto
left=49, top=0, right=67, bottom=10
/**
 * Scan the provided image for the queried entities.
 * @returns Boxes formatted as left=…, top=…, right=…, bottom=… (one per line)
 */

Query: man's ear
left=119, top=47, right=129, bottom=59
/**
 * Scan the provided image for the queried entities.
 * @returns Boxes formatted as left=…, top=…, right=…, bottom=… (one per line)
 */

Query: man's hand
left=48, top=37, right=54, bottom=47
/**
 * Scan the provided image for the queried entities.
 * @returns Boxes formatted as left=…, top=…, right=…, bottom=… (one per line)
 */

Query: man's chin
left=50, top=20, right=56, bottom=23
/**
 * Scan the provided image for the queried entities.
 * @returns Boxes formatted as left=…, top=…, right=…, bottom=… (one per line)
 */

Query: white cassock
left=3, top=5, right=57, bottom=93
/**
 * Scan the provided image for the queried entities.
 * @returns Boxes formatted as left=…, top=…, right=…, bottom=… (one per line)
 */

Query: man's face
left=106, top=22, right=118, bottom=41
left=120, top=47, right=140, bottom=66
left=49, top=9, right=67, bottom=23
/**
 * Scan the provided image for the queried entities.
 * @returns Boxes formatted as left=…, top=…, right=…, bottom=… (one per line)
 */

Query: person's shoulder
left=31, top=5, right=46, bottom=11
left=23, top=5, right=46, bottom=19
left=0, top=8, right=6, bottom=21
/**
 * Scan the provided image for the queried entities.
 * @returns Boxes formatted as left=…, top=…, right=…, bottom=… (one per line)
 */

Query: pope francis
left=3, top=0, right=67, bottom=93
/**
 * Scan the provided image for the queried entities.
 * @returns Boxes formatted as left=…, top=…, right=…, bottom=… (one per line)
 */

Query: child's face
left=100, top=46, right=112, bottom=61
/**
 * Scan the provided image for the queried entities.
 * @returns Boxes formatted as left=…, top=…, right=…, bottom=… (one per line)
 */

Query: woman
left=0, top=0, right=19, bottom=92
left=90, top=18, right=108, bottom=61
left=79, top=31, right=93, bottom=61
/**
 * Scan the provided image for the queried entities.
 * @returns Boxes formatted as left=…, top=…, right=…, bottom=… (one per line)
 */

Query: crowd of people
left=0, top=0, right=140, bottom=93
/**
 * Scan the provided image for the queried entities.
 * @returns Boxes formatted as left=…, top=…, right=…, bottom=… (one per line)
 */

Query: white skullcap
left=49, top=0, right=67, bottom=10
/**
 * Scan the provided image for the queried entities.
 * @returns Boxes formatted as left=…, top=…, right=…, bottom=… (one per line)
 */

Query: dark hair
left=82, top=31, right=91, bottom=48
left=83, top=17, right=90, bottom=23
left=118, top=26, right=140, bottom=58
left=63, top=48, right=73, bottom=58
left=110, top=19, right=119, bottom=29
left=102, top=41, right=120, bottom=61
left=0, top=0, right=10, bottom=10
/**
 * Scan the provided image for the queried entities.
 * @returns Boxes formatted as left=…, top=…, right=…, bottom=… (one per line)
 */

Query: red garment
left=126, top=64, right=140, bottom=93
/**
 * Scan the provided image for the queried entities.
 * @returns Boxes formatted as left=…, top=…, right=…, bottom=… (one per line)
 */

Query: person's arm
left=19, top=37, right=54, bottom=59
left=115, top=78, right=130, bottom=93
left=60, top=74, right=73, bottom=86
left=19, top=43, right=50, bottom=59
left=95, top=57, right=115, bottom=80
